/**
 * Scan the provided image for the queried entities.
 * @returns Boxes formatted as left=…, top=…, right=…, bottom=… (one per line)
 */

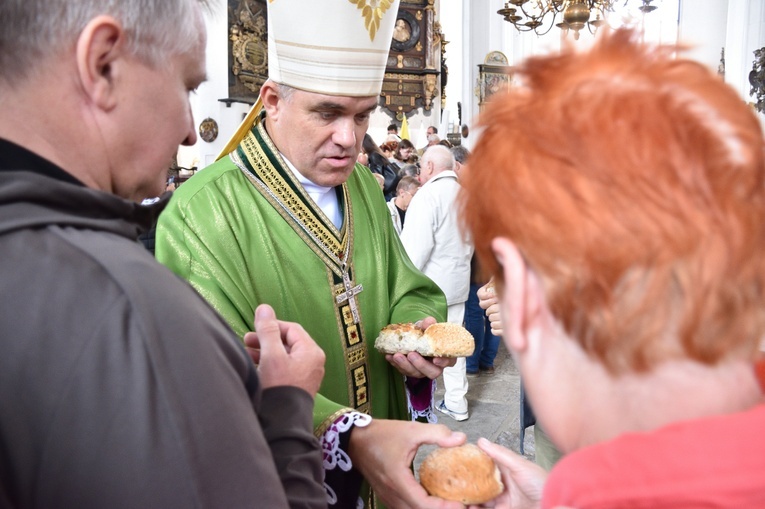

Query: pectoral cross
left=336, top=267, right=363, bottom=324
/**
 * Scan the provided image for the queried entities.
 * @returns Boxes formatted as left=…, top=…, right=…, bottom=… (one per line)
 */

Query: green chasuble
left=155, top=116, right=446, bottom=505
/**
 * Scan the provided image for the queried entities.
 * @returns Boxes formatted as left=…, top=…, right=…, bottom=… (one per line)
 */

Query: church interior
left=177, top=0, right=764, bottom=176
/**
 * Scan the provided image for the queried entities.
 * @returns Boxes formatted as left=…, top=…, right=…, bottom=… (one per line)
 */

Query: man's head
left=418, top=145, right=454, bottom=184
left=388, top=123, right=399, bottom=135
left=394, top=176, right=421, bottom=209
left=399, top=164, right=419, bottom=179
left=0, top=0, right=209, bottom=87
left=451, top=146, right=470, bottom=179
left=427, top=126, right=438, bottom=136
left=461, top=29, right=765, bottom=375
left=261, top=82, right=378, bottom=187
left=0, top=0, right=209, bottom=201
left=258, top=0, right=400, bottom=187
left=426, top=134, right=441, bottom=147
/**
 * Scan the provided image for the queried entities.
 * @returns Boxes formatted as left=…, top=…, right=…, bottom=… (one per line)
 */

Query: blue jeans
left=465, top=283, right=501, bottom=373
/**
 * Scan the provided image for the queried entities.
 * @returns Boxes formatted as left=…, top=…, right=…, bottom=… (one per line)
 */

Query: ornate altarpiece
left=380, top=0, right=444, bottom=119
left=223, top=0, right=445, bottom=118
left=225, top=0, right=268, bottom=106
left=477, top=51, right=513, bottom=112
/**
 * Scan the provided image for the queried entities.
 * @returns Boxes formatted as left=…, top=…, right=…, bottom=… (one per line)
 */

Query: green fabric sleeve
left=156, top=181, right=253, bottom=338
left=155, top=164, right=360, bottom=435
left=156, top=160, right=447, bottom=442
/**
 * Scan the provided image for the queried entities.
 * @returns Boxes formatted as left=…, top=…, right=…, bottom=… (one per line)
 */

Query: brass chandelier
left=497, top=0, right=657, bottom=39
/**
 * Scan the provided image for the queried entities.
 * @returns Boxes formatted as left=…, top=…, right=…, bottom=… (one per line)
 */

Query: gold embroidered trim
left=253, top=122, right=346, bottom=243
left=230, top=115, right=372, bottom=414
left=314, top=408, right=354, bottom=439
left=236, top=128, right=351, bottom=277
left=329, top=270, right=371, bottom=414
left=235, top=156, right=340, bottom=276
left=274, top=39, right=390, bottom=54
left=369, top=490, right=377, bottom=509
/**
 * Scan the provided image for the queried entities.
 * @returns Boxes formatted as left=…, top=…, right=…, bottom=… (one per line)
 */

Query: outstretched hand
left=385, top=316, right=457, bottom=378
left=348, top=419, right=467, bottom=509
left=466, top=438, right=547, bottom=509
left=477, top=280, right=503, bottom=336
left=243, top=304, right=326, bottom=397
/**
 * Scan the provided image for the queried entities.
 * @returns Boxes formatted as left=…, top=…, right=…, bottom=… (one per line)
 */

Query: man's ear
left=75, top=16, right=125, bottom=111
left=260, top=81, right=281, bottom=120
left=492, top=237, right=532, bottom=353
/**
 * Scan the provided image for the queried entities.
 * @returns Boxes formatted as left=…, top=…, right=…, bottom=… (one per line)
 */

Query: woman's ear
left=492, top=237, right=528, bottom=353
left=75, top=15, right=124, bottom=111
left=494, top=237, right=551, bottom=357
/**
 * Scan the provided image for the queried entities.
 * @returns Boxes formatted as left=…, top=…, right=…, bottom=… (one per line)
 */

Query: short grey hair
left=400, top=164, right=419, bottom=178
left=275, top=82, right=296, bottom=102
left=422, top=145, right=455, bottom=173
left=396, top=176, right=420, bottom=193
left=451, top=145, right=470, bottom=165
left=0, top=0, right=213, bottom=85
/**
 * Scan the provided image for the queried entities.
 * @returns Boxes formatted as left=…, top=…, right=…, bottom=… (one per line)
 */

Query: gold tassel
left=215, top=97, right=263, bottom=161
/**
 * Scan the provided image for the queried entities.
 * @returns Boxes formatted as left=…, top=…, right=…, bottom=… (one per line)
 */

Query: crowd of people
left=2, top=0, right=764, bottom=508
left=360, top=136, right=493, bottom=426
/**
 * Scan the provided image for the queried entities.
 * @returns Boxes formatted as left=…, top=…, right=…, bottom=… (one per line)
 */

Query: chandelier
left=497, top=0, right=657, bottom=39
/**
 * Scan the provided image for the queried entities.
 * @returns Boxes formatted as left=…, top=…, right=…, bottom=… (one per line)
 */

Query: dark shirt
left=396, top=204, right=406, bottom=227
left=0, top=138, right=84, bottom=186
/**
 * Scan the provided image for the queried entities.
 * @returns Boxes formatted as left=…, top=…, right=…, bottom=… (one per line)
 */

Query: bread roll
left=418, top=444, right=504, bottom=505
left=374, top=322, right=475, bottom=357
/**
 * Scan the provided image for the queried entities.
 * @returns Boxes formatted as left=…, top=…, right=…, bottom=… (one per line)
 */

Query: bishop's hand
left=385, top=316, right=457, bottom=379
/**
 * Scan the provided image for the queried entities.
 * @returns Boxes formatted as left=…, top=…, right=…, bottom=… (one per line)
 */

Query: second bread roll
left=418, top=444, right=504, bottom=505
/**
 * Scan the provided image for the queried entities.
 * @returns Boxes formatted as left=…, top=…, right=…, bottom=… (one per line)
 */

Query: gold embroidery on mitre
left=348, top=0, right=394, bottom=41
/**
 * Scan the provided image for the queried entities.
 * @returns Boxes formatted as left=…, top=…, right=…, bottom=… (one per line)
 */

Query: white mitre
left=268, top=0, right=400, bottom=97
left=217, top=0, right=400, bottom=159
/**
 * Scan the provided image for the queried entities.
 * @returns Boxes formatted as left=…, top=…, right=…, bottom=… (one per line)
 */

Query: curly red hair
left=460, top=29, right=765, bottom=373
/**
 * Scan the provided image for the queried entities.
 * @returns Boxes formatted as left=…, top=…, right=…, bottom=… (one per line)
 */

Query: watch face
left=199, top=117, right=219, bottom=143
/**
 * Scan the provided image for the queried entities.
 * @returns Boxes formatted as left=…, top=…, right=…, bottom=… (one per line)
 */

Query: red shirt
left=543, top=404, right=765, bottom=508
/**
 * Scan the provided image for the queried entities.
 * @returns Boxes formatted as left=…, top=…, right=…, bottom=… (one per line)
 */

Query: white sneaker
left=436, top=399, right=469, bottom=422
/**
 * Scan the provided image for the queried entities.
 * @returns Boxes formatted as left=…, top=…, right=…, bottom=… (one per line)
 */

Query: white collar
left=280, top=152, right=342, bottom=229
left=280, top=154, right=334, bottom=196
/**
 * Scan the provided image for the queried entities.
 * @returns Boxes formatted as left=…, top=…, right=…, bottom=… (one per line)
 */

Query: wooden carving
left=477, top=51, right=513, bottom=112
left=380, top=0, right=441, bottom=116
left=227, top=0, right=268, bottom=104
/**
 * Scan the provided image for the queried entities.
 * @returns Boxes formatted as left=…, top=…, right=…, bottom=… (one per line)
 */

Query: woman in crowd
left=361, top=134, right=398, bottom=200
left=392, top=139, right=416, bottom=169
